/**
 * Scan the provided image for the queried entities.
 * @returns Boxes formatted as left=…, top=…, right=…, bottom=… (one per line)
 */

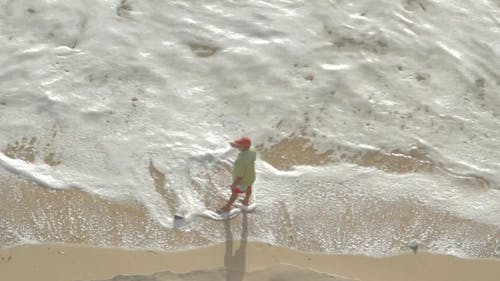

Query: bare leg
left=241, top=187, right=252, bottom=206
left=221, top=191, right=238, bottom=212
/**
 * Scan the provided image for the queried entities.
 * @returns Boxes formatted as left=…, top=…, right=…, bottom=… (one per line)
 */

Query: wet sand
left=1, top=137, right=499, bottom=281
left=1, top=241, right=499, bottom=281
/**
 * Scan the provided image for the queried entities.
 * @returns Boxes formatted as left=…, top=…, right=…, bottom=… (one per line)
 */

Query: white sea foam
left=1, top=0, right=499, bottom=256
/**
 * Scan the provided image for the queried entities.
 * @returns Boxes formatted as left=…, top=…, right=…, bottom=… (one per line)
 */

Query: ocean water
left=0, top=0, right=499, bottom=258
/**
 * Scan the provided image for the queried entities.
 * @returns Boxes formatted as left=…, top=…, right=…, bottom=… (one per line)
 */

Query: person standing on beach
left=218, top=137, right=256, bottom=213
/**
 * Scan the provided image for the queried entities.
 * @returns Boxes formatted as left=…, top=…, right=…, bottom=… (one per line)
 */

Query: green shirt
left=232, top=148, right=256, bottom=187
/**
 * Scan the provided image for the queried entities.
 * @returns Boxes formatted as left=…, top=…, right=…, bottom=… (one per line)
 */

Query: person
left=218, top=137, right=256, bottom=213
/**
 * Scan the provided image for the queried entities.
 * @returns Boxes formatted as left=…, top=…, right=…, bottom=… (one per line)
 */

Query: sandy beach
left=1, top=241, right=499, bottom=281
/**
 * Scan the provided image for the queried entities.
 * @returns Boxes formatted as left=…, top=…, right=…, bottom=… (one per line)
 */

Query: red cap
left=234, top=137, right=251, bottom=148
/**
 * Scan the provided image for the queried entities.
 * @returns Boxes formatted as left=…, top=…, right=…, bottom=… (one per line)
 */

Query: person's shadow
left=224, top=213, right=248, bottom=281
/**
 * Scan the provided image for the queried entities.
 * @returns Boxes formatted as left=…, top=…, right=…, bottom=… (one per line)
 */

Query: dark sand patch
left=256, top=136, right=490, bottom=188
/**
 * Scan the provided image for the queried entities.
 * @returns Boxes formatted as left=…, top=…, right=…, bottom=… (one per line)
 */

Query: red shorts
left=231, top=185, right=252, bottom=194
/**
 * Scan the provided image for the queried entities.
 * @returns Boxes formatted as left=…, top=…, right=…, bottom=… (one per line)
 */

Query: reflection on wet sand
left=224, top=213, right=247, bottom=281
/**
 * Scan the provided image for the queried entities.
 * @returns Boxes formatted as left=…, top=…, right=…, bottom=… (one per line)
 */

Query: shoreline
left=1, top=241, right=499, bottom=281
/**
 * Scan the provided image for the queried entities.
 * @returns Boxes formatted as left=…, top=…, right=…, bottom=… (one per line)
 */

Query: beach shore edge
left=1, top=241, right=499, bottom=281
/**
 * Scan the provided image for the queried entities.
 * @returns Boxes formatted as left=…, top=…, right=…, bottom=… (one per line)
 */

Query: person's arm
left=232, top=157, right=245, bottom=188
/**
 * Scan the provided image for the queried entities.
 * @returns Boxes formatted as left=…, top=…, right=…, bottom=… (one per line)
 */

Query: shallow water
left=0, top=0, right=499, bottom=257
